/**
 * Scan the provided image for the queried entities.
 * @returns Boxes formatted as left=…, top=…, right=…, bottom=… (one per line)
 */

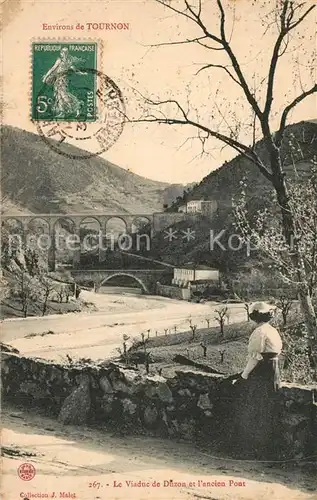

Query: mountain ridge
left=1, top=125, right=188, bottom=215
left=148, top=120, right=317, bottom=272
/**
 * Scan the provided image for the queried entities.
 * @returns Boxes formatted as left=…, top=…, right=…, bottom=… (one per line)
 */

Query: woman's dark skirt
left=225, top=353, right=282, bottom=460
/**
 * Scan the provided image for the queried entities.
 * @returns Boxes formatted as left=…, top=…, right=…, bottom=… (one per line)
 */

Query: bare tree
left=205, top=318, right=211, bottom=328
left=64, top=284, right=71, bottom=303
left=145, top=352, right=151, bottom=374
left=244, top=302, right=251, bottom=322
left=232, top=281, right=252, bottom=321
left=190, top=323, right=198, bottom=339
left=13, top=271, right=38, bottom=317
left=215, top=306, right=228, bottom=335
left=57, top=285, right=66, bottom=303
left=200, top=342, right=207, bottom=357
left=276, top=295, right=293, bottom=326
left=122, top=334, right=130, bottom=364
left=40, top=276, right=56, bottom=316
left=129, top=0, right=317, bottom=355
left=24, top=247, right=41, bottom=277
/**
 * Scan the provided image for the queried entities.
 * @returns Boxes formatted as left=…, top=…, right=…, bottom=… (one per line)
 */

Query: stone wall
left=156, top=283, right=191, bottom=300
left=1, top=351, right=316, bottom=460
left=153, top=213, right=201, bottom=232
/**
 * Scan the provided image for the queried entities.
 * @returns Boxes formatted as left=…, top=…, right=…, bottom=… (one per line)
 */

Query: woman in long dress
left=42, top=47, right=86, bottom=119
left=229, top=302, right=283, bottom=459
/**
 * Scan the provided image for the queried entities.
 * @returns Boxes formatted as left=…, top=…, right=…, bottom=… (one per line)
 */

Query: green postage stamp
left=32, top=41, right=98, bottom=122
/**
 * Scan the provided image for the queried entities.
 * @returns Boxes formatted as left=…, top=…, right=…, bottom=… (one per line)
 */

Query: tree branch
left=216, top=0, right=226, bottom=41
left=155, top=0, right=223, bottom=45
left=263, top=1, right=315, bottom=119
left=194, top=63, right=242, bottom=86
left=277, top=84, right=317, bottom=144
left=263, top=0, right=289, bottom=118
left=289, top=4, right=315, bottom=31
left=127, top=95, right=273, bottom=181
left=145, top=36, right=209, bottom=48
left=214, top=0, right=263, bottom=119
left=155, top=0, right=196, bottom=22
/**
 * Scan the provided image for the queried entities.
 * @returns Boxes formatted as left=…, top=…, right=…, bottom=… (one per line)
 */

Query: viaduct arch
left=2, top=211, right=201, bottom=271
left=2, top=213, right=155, bottom=271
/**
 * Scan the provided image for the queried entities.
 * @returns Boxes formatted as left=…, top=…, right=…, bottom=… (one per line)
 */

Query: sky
left=2, top=0, right=316, bottom=184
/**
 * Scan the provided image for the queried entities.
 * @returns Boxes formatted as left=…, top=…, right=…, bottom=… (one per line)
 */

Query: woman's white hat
left=251, top=302, right=276, bottom=314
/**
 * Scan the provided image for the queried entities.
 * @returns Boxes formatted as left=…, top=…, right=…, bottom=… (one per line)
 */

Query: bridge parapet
left=70, top=268, right=173, bottom=294
left=2, top=211, right=202, bottom=272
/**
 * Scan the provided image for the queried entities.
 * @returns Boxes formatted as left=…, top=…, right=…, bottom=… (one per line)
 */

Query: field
left=124, top=322, right=255, bottom=378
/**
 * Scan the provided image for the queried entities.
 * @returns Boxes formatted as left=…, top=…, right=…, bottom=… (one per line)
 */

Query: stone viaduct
left=2, top=211, right=200, bottom=271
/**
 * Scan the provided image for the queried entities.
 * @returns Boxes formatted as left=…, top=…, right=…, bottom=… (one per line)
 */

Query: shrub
left=280, top=323, right=315, bottom=384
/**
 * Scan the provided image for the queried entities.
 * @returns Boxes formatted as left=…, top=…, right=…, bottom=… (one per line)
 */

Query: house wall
left=186, top=201, right=202, bottom=213
left=156, top=283, right=191, bottom=300
left=173, top=268, right=219, bottom=284
left=195, top=269, right=219, bottom=281
left=201, top=200, right=218, bottom=218
left=174, top=268, right=195, bottom=282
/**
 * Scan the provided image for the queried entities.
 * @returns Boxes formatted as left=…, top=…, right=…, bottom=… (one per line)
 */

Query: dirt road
left=1, top=291, right=246, bottom=362
left=2, top=406, right=316, bottom=500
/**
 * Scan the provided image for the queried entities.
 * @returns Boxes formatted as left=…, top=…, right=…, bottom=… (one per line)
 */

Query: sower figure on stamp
left=42, top=47, right=86, bottom=119
left=229, top=302, right=283, bottom=459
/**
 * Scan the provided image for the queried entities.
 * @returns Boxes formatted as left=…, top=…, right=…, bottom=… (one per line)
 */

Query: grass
left=127, top=321, right=254, bottom=378
left=127, top=313, right=315, bottom=383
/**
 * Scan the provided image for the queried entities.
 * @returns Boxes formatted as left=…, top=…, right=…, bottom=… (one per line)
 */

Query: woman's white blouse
left=241, top=323, right=282, bottom=379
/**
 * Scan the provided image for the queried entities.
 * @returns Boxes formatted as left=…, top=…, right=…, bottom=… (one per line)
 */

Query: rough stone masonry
left=1, top=349, right=316, bottom=460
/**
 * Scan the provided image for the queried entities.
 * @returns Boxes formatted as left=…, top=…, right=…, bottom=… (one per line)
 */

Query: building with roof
left=178, top=199, right=217, bottom=217
left=172, top=264, right=219, bottom=288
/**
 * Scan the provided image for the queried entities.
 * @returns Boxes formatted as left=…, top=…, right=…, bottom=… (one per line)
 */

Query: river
left=2, top=290, right=246, bottom=362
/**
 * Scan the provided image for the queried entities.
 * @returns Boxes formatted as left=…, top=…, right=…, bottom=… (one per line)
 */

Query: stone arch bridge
left=71, top=269, right=173, bottom=294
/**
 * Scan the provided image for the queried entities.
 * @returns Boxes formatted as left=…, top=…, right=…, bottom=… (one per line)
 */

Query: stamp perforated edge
left=29, top=37, right=104, bottom=123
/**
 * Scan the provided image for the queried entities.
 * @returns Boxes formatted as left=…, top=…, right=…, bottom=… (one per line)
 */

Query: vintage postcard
left=1, top=1, right=317, bottom=499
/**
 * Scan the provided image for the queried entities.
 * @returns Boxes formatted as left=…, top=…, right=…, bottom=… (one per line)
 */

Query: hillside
left=1, top=125, right=173, bottom=215
left=163, top=182, right=197, bottom=206
left=148, top=121, right=317, bottom=272
left=169, top=121, right=316, bottom=213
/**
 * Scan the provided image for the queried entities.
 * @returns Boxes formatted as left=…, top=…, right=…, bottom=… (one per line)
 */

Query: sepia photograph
left=1, top=0, right=317, bottom=499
